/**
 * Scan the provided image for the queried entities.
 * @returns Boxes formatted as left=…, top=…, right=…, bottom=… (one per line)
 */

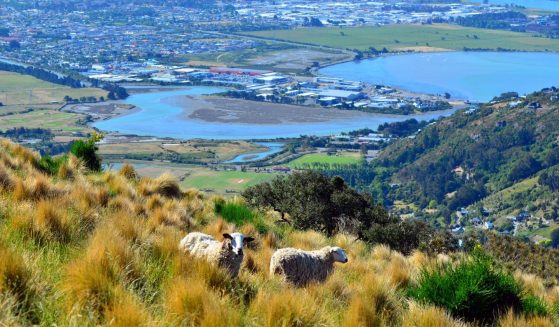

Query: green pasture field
left=181, top=169, right=278, bottom=194
left=288, top=152, right=362, bottom=169
left=0, top=71, right=107, bottom=106
left=245, top=24, right=559, bottom=52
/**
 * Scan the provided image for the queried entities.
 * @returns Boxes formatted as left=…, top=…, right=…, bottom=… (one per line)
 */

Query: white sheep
left=179, top=232, right=254, bottom=278
left=269, top=246, right=348, bottom=287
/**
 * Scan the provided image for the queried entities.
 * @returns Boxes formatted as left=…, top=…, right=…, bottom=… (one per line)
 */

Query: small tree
left=70, top=132, right=103, bottom=171
left=243, top=171, right=378, bottom=235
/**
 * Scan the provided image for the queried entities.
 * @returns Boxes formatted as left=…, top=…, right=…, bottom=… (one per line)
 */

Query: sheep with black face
left=179, top=232, right=255, bottom=278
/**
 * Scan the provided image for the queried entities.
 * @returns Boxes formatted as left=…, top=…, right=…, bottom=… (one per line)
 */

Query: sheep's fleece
left=179, top=232, right=254, bottom=277
left=270, top=246, right=348, bottom=286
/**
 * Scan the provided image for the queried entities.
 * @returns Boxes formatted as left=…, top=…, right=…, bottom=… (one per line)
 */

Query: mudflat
left=164, top=95, right=375, bottom=124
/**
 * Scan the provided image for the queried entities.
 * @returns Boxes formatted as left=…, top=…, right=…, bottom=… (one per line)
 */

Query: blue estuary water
left=224, top=142, right=285, bottom=163
left=93, top=87, right=454, bottom=140
left=320, top=52, right=559, bottom=102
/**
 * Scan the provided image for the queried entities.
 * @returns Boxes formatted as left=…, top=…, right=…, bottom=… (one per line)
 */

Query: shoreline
left=77, top=86, right=458, bottom=129
left=88, top=86, right=458, bottom=140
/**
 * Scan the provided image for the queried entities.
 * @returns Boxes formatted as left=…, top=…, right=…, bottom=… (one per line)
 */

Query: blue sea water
left=319, top=52, right=559, bottom=102
left=469, top=0, right=559, bottom=11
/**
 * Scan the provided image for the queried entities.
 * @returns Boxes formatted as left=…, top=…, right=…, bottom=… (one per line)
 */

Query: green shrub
left=70, top=133, right=103, bottom=171
left=38, top=155, right=67, bottom=175
left=214, top=201, right=267, bottom=233
left=408, top=252, right=522, bottom=324
left=215, top=201, right=254, bottom=225
left=521, top=295, right=548, bottom=317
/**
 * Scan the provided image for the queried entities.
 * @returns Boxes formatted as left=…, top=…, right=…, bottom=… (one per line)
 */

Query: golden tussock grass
left=67, top=154, right=85, bottom=174
left=183, top=188, right=204, bottom=201
left=146, top=204, right=191, bottom=232
left=108, top=195, right=135, bottom=214
left=165, top=276, right=241, bottom=327
left=371, top=244, right=393, bottom=262
left=249, top=289, right=329, bottom=327
left=64, top=226, right=139, bottom=317
left=9, top=199, right=76, bottom=243
left=148, top=226, right=183, bottom=259
left=12, top=174, right=55, bottom=201
left=34, top=200, right=74, bottom=242
left=407, top=251, right=429, bottom=272
left=307, top=270, right=354, bottom=308
left=8, top=143, right=39, bottom=168
left=202, top=218, right=230, bottom=238
left=402, top=301, right=466, bottom=327
left=110, top=210, right=146, bottom=244
left=0, top=164, right=14, bottom=190
left=343, top=274, right=402, bottom=327
left=118, top=163, right=138, bottom=180
left=104, top=291, right=151, bottom=327
left=145, top=195, right=164, bottom=212
left=3, top=139, right=559, bottom=326
left=0, top=153, right=18, bottom=171
left=84, top=226, right=136, bottom=276
left=261, top=231, right=279, bottom=250
left=139, top=173, right=182, bottom=199
left=56, top=162, right=74, bottom=180
left=104, top=172, right=138, bottom=199
left=286, top=230, right=328, bottom=250
left=386, top=252, right=413, bottom=288
left=515, top=271, right=546, bottom=300
left=498, top=310, right=554, bottom=327
left=0, top=244, right=32, bottom=300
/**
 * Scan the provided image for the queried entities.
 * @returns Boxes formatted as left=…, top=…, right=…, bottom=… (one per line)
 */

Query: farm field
left=0, top=71, right=107, bottom=106
left=104, top=160, right=278, bottom=196
left=184, top=42, right=349, bottom=72
left=288, top=152, right=362, bottom=169
left=245, top=24, right=559, bottom=52
left=0, top=109, right=88, bottom=133
left=99, top=140, right=266, bottom=163
left=181, top=169, right=278, bottom=195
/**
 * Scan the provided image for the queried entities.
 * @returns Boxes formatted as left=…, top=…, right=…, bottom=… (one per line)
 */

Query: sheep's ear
left=223, top=233, right=233, bottom=240
left=244, top=237, right=255, bottom=244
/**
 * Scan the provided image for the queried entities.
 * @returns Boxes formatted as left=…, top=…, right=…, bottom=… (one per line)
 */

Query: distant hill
left=375, top=88, right=559, bottom=229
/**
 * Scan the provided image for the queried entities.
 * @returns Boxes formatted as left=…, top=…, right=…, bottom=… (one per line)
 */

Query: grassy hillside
left=370, top=89, right=559, bottom=226
left=0, top=71, right=107, bottom=106
left=245, top=24, right=559, bottom=52
left=0, top=71, right=108, bottom=136
left=1, top=138, right=558, bottom=325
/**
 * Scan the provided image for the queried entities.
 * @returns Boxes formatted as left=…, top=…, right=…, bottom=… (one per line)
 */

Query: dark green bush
left=38, top=155, right=67, bottom=175
left=408, top=252, right=522, bottom=324
left=521, top=295, right=548, bottom=317
left=70, top=133, right=103, bottom=171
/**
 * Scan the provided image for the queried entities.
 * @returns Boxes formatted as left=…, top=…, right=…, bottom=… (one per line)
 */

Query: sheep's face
left=223, top=233, right=255, bottom=256
left=330, top=247, right=348, bottom=263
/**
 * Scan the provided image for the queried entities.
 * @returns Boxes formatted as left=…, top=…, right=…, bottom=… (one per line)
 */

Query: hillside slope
left=376, top=89, right=559, bottom=223
left=1, top=138, right=558, bottom=326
